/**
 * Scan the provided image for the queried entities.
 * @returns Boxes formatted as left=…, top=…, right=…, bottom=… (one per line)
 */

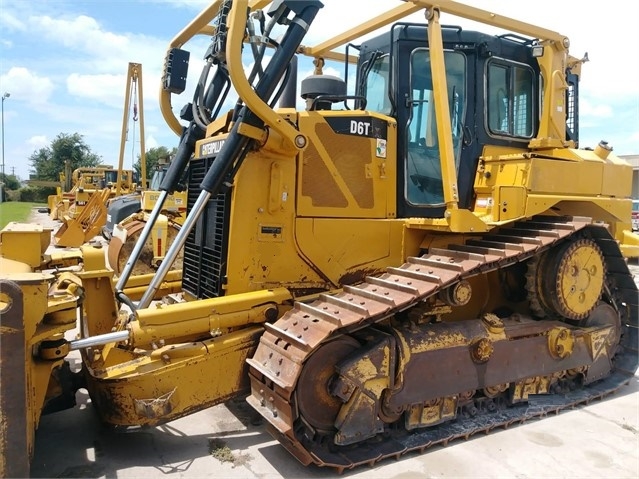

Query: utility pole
left=1, top=92, right=10, bottom=203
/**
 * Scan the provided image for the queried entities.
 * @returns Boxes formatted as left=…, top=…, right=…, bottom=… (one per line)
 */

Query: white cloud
left=0, top=10, right=26, bottom=31
left=0, top=67, right=55, bottom=105
left=146, top=134, right=159, bottom=150
left=2, top=0, right=638, bottom=181
left=29, top=14, right=168, bottom=79
left=580, top=99, right=613, bottom=119
left=34, top=15, right=128, bottom=56
left=27, top=135, right=49, bottom=150
left=66, top=73, right=127, bottom=107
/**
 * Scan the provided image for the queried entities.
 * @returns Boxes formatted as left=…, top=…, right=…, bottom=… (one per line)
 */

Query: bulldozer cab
left=358, top=25, right=543, bottom=219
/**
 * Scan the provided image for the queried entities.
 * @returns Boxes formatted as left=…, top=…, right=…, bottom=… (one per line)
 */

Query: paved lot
left=24, top=210, right=639, bottom=478
left=30, top=373, right=639, bottom=479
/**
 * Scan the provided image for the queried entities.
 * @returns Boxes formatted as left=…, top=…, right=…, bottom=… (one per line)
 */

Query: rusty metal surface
left=246, top=216, right=639, bottom=472
left=0, top=280, right=29, bottom=478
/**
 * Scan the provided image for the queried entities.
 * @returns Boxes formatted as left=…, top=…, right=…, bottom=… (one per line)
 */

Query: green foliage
left=18, top=187, right=53, bottom=203
left=0, top=202, right=45, bottom=229
left=0, top=173, right=21, bottom=190
left=134, top=146, right=177, bottom=183
left=29, top=132, right=103, bottom=182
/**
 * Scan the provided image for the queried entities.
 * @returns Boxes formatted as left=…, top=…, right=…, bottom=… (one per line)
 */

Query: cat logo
left=199, top=138, right=226, bottom=157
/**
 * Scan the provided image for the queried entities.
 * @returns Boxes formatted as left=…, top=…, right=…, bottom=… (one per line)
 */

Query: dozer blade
left=0, top=281, right=29, bottom=478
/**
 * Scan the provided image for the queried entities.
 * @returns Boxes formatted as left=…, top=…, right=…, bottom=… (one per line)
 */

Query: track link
left=247, top=216, right=639, bottom=471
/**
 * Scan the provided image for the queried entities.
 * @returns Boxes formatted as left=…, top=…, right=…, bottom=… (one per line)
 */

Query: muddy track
left=247, top=216, right=639, bottom=472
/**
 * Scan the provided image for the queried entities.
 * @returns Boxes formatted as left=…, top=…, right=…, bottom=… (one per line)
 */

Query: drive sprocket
left=527, top=237, right=605, bottom=320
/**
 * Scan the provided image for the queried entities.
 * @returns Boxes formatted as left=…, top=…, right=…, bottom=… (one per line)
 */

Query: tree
left=29, top=133, right=103, bottom=181
left=134, top=146, right=177, bottom=182
left=0, top=173, right=21, bottom=190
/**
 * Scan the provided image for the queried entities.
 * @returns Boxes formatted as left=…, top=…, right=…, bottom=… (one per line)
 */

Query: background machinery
left=1, top=0, right=638, bottom=476
left=51, top=63, right=145, bottom=247
left=102, top=63, right=188, bottom=275
left=104, top=157, right=188, bottom=275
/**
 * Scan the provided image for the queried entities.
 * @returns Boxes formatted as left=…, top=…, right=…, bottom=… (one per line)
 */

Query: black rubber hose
left=200, top=1, right=322, bottom=194
left=159, top=122, right=204, bottom=193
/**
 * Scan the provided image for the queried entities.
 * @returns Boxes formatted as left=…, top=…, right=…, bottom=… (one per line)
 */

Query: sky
left=1, top=0, right=638, bottom=181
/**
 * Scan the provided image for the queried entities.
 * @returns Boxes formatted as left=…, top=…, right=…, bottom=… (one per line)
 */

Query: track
left=246, top=216, right=639, bottom=472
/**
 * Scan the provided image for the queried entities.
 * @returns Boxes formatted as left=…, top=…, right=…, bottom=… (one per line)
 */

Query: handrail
left=160, top=0, right=573, bottom=143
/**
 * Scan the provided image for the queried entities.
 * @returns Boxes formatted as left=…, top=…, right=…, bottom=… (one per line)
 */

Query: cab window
left=363, top=54, right=392, bottom=115
left=406, top=48, right=466, bottom=206
left=487, top=60, right=534, bottom=137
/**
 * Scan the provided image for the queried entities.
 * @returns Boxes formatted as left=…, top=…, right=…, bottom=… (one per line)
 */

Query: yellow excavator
left=1, top=0, right=638, bottom=476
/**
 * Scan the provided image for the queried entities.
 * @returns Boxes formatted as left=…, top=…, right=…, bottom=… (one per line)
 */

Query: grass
left=0, top=202, right=46, bottom=229
left=208, top=439, right=250, bottom=468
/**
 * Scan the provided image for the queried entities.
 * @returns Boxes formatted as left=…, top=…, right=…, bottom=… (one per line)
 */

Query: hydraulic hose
left=137, top=1, right=323, bottom=309
left=116, top=19, right=234, bottom=302
left=114, top=123, right=203, bottom=298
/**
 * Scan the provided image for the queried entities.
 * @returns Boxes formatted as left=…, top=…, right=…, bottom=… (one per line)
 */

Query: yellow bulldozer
left=46, top=165, right=136, bottom=220
left=1, top=0, right=638, bottom=476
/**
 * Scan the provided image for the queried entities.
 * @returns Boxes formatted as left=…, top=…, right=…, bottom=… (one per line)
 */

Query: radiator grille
left=181, top=157, right=230, bottom=299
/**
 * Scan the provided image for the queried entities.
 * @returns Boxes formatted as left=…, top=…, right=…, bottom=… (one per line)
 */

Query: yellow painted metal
left=405, top=209, right=489, bottom=233
left=223, top=145, right=329, bottom=295
left=76, top=248, right=119, bottom=339
left=407, top=0, right=565, bottom=43
left=73, top=253, right=293, bottom=427
left=7, top=2, right=634, bottom=465
left=140, top=189, right=187, bottom=217
left=620, top=230, right=639, bottom=258
left=160, top=0, right=272, bottom=136
left=108, top=214, right=183, bottom=276
left=129, top=288, right=291, bottom=348
left=296, top=111, right=396, bottom=219
left=160, top=0, right=226, bottom=135
left=0, top=222, right=52, bottom=268
left=555, top=241, right=605, bottom=319
left=83, top=327, right=263, bottom=427
left=0, top=257, right=32, bottom=274
left=226, top=0, right=300, bottom=151
left=470, top=145, right=635, bottom=233
left=547, top=327, right=575, bottom=359
left=49, top=166, right=136, bottom=223
left=425, top=8, right=459, bottom=214
left=156, top=0, right=580, bottom=186
left=407, top=0, right=571, bottom=148
left=0, top=272, right=81, bottom=472
left=529, top=44, right=570, bottom=149
left=305, top=3, right=422, bottom=61
left=117, top=271, right=183, bottom=301
left=215, top=109, right=404, bottom=293
left=150, top=214, right=169, bottom=266
left=53, top=187, right=111, bottom=247
left=295, top=218, right=407, bottom=287
left=116, top=63, right=146, bottom=196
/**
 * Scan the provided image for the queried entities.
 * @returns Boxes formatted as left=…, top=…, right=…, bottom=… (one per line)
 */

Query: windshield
left=149, top=169, right=165, bottom=190
left=405, top=48, right=465, bottom=206
left=363, top=54, right=392, bottom=115
left=104, top=171, right=118, bottom=183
